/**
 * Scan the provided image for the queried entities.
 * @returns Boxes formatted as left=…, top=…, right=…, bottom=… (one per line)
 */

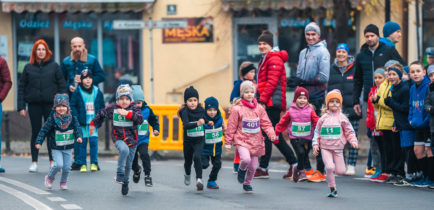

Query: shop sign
left=280, top=17, right=352, bottom=29
left=163, top=17, right=213, bottom=43
left=63, top=20, right=93, bottom=30
left=19, top=19, right=50, bottom=29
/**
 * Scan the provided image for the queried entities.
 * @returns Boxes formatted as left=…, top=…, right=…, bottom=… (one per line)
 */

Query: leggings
left=291, top=139, right=310, bottom=170
left=237, top=146, right=259, bottom=185
left=322, top=149, right=345, bottom=188
left=28, top=103, right=53, bottom=162
left=183, top=139, right=203, bottom=179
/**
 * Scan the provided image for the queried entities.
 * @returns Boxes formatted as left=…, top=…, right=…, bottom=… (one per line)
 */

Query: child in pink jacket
left=225, top=81, right=277, bottom=193
left=312, top=89, right=358, bottom=198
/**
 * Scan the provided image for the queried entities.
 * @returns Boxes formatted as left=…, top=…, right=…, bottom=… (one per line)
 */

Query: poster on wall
left=0, top=36, right=8, bottom=61
left=163, top=17, right=213, bottom=43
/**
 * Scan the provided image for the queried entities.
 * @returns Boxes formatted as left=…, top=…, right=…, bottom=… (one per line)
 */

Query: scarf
left=79, top=83, right=93, bottom=94
left=204, top=108, right=222, bottom=123
left=241, top=98, right=257, bottom=109
left=54, top=111, right=72, bottom=130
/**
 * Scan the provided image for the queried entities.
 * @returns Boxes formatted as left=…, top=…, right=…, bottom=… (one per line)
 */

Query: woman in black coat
left=17, top=39, right=66, bottom=172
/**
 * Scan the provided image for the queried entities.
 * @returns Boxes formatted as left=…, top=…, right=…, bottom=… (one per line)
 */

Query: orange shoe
left=305, top=169, right=315, bottom=178
left=308, top=170, right=325, bottom=183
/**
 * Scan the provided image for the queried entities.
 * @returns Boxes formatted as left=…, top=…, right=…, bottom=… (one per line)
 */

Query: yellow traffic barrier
left=148, top=105, right=226, bottom=152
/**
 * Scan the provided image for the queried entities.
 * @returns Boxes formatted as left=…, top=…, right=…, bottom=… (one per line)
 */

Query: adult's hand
left=353, top=104, right=362, bottom=116
left=74, top=74, right=81, bottom=83
left=20, top=110, right=27, bottom=117
left=69, top=85, right=76, bottom=93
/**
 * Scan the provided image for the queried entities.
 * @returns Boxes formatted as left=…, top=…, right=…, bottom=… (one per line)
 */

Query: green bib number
left=113, top=110, right=133, bottom=127
left=291, top=122, right=311, bottom=137
left=320, top=125, right=341, bottom=140
left=205, top=127, right=223, bottom=144
left=55, top=130, right=74, bottom=146
left=138, top=120, right=149, bottom=136
left=187, top=125, right=204, bottom=137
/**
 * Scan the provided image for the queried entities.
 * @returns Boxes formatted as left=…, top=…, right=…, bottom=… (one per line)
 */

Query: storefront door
left=233, top=17, right=277, bottom=81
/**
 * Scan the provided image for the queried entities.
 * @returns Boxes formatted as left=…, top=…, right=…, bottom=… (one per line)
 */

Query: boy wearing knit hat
left=130, top=85, right=160, bottom=187
left=90, top=84, right=144, bottom=195
left=70, top=69, right=105, bottom=172
left=380, top=21, right=402, bottom=47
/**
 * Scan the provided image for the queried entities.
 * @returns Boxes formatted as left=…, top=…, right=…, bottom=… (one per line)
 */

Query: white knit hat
left=240, top=80, right=256, bottom=97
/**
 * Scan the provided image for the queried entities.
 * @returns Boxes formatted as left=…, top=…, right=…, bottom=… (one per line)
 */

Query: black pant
left=374, top=135, right=386, bottom=172
left=382, top=130, right=404, bottom=176
left=291, top=139, right=310, bottom=170
left=307, top=98, right=325, bottom=173
left=403, top=146, right=418, bottom=174
left=259, top=107, right=297, bottom=169
left=201, top=154, right=222, bottom=181
left=28, top=103, right=53, bottom=162
left=183, top=139, right=203, bottom=179
left=132, top=143, right=151, bottom=176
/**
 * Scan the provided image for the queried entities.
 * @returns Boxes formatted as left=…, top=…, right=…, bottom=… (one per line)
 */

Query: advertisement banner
left=163, top=17, right=213, bottom=43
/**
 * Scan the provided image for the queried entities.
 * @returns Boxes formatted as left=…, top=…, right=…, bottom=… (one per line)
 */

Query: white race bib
left=187, top=125, right=204, bottom=137
left=242, top=118, right=260, bottom=134
left=113, top=109, right=133, bottom=127
left=55, top=130, right=74, bottom=146
left=291, top=122, right=311, bottom=137
left=205, top=127, right=223, bottom=144
left=86, top=102, right=95, bottom=115
left=320, top=124, right=341, bottom=140
left=138, top=120, right=149, bottom=136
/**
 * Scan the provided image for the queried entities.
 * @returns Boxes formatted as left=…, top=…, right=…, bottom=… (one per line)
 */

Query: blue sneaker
left=207, top=180, right=219, bottom=189
left=0, top=167, right=5, bottom=173
left=411, top=177, right=428, bottom=188
left=426, top=179, right=434, bottom=189
left=237, top=169, right=247, bottom=184
left=233, top=163, right=239, bottom=174
left=369, top=169, right=382, bottom=179
left=243, top=184, right=253, bottom=193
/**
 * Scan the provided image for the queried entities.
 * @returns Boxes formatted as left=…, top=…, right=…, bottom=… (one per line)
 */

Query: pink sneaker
left=45, top=176, right=54, bottom=189
left=60, top=182, right=68, bottom=190
left=298, top=170, right=308, bottom=182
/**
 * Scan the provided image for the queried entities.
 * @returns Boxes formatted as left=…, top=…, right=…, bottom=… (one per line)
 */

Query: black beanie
left=240, top=64, right=256, bottom=77
left=257, top=31, right=274, bottom=47
left=364, top=24, right=379, bottom=37
left=184, top=86, right=199, bottom=102
left=80, top=69, right=93, bottom=81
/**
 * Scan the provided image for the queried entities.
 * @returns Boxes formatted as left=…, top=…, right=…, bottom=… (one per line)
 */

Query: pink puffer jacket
left=225, top=99, right=275, bottom=156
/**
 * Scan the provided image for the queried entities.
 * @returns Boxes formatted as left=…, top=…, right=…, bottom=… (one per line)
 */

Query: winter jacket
left=312, top=110, right=358, bottom=150
left=373, top=80, right=394, bottom=130
left=353, top=42, right=406, bottom=105
left=366, top=86, right=382, bottom=136
left=36, top=111, right=82, bottom=150
left=224, top=99, right=275, bottom=156
left=137, top=103, right=160, bottom=146
left=296, top=40, right=331, bottom=101
left=384, top=81, right=412, bottom=130
left=328, top=56, right=361, bottom=120
left=91, top=103, right=143, bottom=147
left=202, top=116, right=224, bottom=157
left=61, top=52, right=105, bottom=91
left=0, top=56, right=12, bottom=103
left=379, top=37, right=395, bottom=47
left=257, top=47, right=288, bottom=111
left=17, top=59, right=67, bottom=111
left=70, top=86, right=105, bottom=126
left=409, top=77, right=430, bottom=129
left=275, top=102, right=319, bottom=140
left=179, top=106, right=206, bottom=143
left=423, top=83, right=434, bottom=133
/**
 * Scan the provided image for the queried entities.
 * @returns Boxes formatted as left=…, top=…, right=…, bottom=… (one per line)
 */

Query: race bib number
left=242, top=118, right=260, bottom=134
left=205, top=127, right=223, bottom=144
left=138, top=120, right=149, bottom=136
left=187, top=125, right=204, bottom=137
left=86, top=102, right=95, bottom=115
left=113, top=110, right=133, bottom=127
left=55, top=130, right=74, bottom=146
left=291, top=122, right=311, bottom=137
left=320, top=124, right=341, bottom=140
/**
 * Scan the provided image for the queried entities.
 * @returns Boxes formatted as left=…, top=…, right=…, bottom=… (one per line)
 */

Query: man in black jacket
left=353, top=24, right=406, bottom=116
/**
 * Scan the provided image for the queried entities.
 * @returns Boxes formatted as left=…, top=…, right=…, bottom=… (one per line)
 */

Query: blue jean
left=48, top=149, right=72, bottom=183
left=115, top=140, right=137, bottom=184
left=79, top=137, right=98, bottom=165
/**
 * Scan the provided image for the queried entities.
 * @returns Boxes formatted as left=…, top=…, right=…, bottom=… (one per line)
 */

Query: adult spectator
left=17, top=39, right=66, bottom=172
left=0, top=56, right=12, bottom=173
left=254, top=30, right=298, bottom=179
left=380, top=21, right=402, bottom=47
left=61, top=37, right=105, bottom=94
left=353, top=24, right=405, bottom=116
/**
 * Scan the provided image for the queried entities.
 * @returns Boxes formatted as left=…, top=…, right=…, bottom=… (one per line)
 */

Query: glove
left=272, top=136, right=279, bottom=144
left=384, top=97, right=391, bottom=106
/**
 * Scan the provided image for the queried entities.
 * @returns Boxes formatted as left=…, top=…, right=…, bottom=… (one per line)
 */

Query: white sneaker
left=29, top=163, right=38, bottom=172
left=344, top=165, right=355, bottom=176
left=196, top=178, right=203, bottom=191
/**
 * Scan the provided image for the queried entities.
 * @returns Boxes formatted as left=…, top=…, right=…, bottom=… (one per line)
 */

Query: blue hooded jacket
left=409, top=76, right=430, bottom=129
left=137, top=102, right=160, bottom=146
left=202, top=116, right=223, bottom=157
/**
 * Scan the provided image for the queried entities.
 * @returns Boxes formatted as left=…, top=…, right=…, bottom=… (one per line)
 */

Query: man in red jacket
left=0, top=56, right=12, bottom=173
left=254, top=31, right=298, bottom=179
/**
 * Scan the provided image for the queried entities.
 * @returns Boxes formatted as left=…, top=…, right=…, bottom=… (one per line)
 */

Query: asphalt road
left=0, top=156, right=433, bottom=210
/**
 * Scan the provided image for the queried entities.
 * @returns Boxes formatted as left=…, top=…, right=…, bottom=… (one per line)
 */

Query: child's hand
left=207, top=121, right=214, bottom=127
left=77, top=138, right=83, bottom=143
left=225, top=145, right=231, bottom=152
left=425, top=146, right=433, bottom=156
left=272, top=136, right=279, bottom=144
left=89, top=125, right=95, bottom=136
left=197, top=119, right=205, bottom=126
left=117, top=108, right=129, bottom=116
left=392, top=126, right=398, bottom=133
left=351, top=142, right=359, bottom=149
left=35, top=144, right=41, bottom=149
left=313, top=145, right=319, bottom=156
left=153, top=130, right=160, bottom=136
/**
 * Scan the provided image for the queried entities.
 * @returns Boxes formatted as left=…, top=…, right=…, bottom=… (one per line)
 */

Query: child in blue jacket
left=131, top=85, right=160, bottom=187
left=70, top=70, right=105, bottom=172
left=202, top=97, right=226, bottom=189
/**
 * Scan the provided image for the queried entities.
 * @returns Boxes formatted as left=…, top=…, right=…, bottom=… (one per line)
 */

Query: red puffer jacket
left=0, top=56, right=12, bottom=103
left=257, top=49, right=288, bottom=111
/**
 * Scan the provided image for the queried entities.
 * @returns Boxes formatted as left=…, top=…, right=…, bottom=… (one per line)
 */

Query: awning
left=1, top=0, right=155, bottom=13
left=221, top=0, right=360, bottom=11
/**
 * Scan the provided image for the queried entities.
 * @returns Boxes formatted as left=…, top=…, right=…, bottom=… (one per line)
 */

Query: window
left=423, top=0, right=434, bottom=64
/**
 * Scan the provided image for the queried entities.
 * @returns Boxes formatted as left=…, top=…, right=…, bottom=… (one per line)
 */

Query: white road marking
left=0, top=177, right=51, bottom=195
left=47, top=197, right=66, bottom=202
left=353, top=177, right=370, bottom=180
left=0, top=184, right=53, bottom=210
left=61, top=204, right=82, bottom=209
left=221, top=166, right=286, bottom=173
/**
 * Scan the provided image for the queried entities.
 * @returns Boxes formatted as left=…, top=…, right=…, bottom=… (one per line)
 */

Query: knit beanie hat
left=205, top=96, right=219, bottom=110
left=428, top=65, right=434, bottom=76
left=374, top=68, right=386, bottom=77
left=384, top=60, right=400, bottom=69
left=326, top=89, right=343, bottom=107
left=257, top=30, right=274, bottom=47
left=426, top=47, right=434, bottom=58
left=53, top=93, right=70, bottom=109
left=80, top=68, right=93, bottom=81
left=116, top=84, right=133, bottom=102
left=240, top=80, right=256, bottom=97
left=383, top=21, right=401, bottom=38
left=293, top=86, right=309, bottom=102
left=184, top=86, right=199, bottom=102
left=364, top=24, right=379, bottom=37
left=240, top=63, right=256, bottom=78
left=305, top=22, right=321, bottom=36
left=131, top=85, right=145, bottom=102
left=336, top=43, right=350, bottom=54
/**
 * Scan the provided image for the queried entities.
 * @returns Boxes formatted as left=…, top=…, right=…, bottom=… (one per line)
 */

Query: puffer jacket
left=91, top=103, right=143, bottom=147
left=202, top=116, right=224, bottom=157
left=423, top=82, right=434, bottom=133
left=409, top=76, right=430, bottom=129
left=0, top=56, right=12, bottom=103
left=384, top=80, right=412, bottom=130
left=225, top=98, right=275, bottom=156
left=296, top=40, right=331, bottom=101
left=257, top=47, right=288, bottom=111
left=137, top=103, right=159, bottom=146
left=374, top=80, right=394, bottom=130
left=275, top=102, right=319, bottom=140
left=312, top=110, right=357, bottom=150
